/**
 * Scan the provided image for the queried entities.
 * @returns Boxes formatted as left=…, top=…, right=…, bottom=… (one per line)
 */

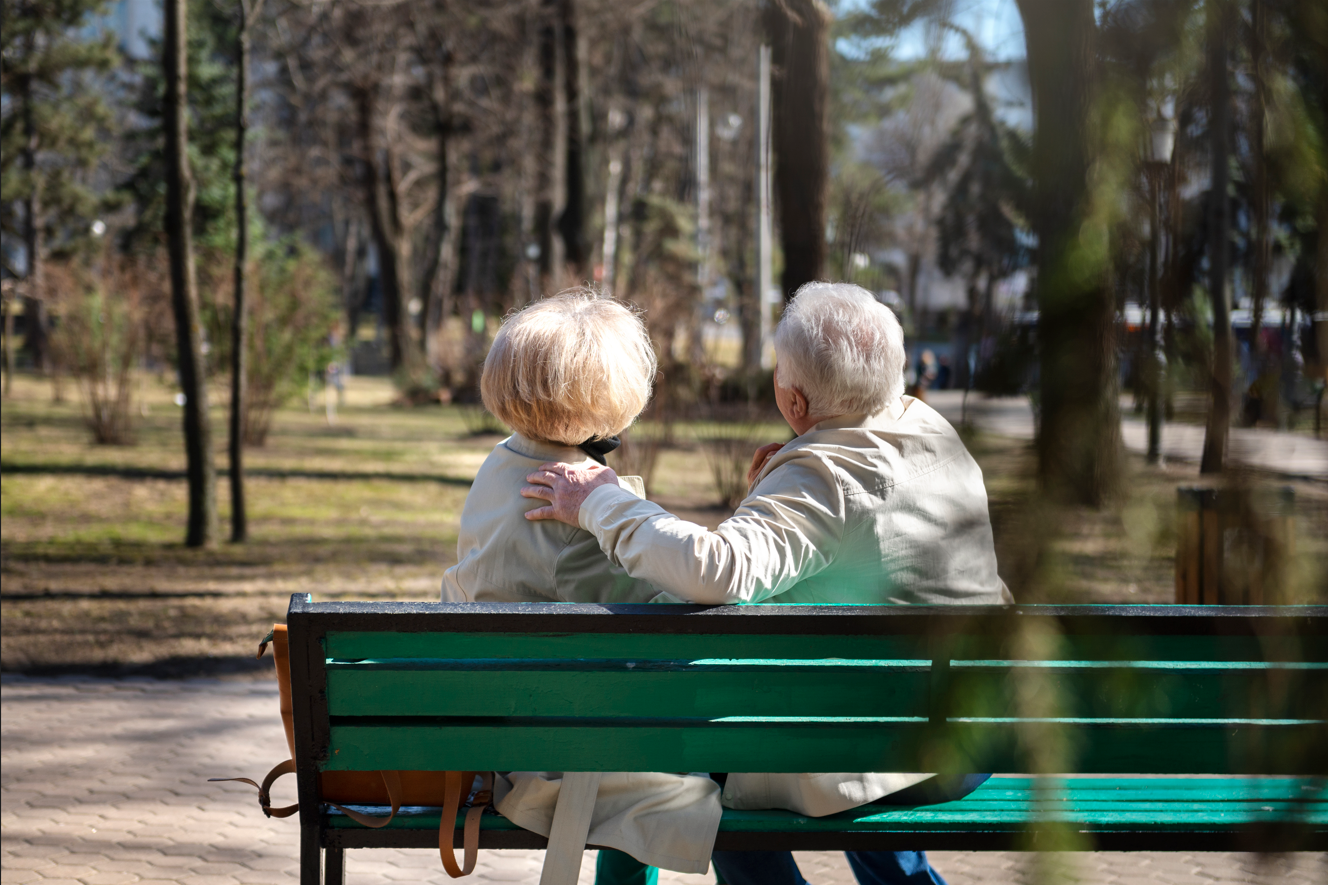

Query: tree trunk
left=165, top=0, right=217, bottom=547
left=556, top=0, right=588, bottom=281
left=341, top=216, right=364, bottom=340
left=1016, top=0, right=1122, bottom=506
left=1313, top=187, right=1328, bottom=429
left=1248, top=0, right=1269, bottom=351
left=534, top=0, right=560, bottom=291
left=355, top=84, right=421, bottom=377
left=1201, top=2, right=1233, bottom=474
left=622, top=110, right=662, bottom=300
left=601, top=108, right=627, bottom=295
left=764, top=0, right=830, bottom=302
left=952, top=281, right=977, bottom=392
left=420, top=39, right=458, bottom=370
left=904, top=251, right=922, bottom=322
left=733, top=170, right=759, bottom=378
left=19, top=29, right=49, bottom=373
left=4, top=291, right=16, bottom=397
left=229, top=0, right=262, bottom=543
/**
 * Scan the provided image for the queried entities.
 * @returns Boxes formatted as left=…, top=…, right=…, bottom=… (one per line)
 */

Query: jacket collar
left=503, top=432, right=591, bottom=464
left=810, top=396, right=910, bottom=433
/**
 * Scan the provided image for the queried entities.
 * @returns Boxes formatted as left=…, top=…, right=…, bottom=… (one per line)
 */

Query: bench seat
left=324, top=776, right=1328, bottom=852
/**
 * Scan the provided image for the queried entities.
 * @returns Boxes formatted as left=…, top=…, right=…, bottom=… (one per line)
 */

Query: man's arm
left=523, top=456, right=843, bottom=605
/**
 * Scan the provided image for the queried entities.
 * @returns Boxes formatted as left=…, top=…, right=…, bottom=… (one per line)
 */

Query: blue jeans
left=709, top=774, right=991, bottom=885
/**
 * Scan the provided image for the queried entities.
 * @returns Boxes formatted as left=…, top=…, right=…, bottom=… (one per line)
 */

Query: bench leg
left=324, top=846, right=345, bottom=885
left=300, top=826, right=321, bottom=885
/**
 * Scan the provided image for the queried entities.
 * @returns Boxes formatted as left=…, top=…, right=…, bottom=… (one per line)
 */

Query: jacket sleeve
left=577, top=457, right=844, bottom=604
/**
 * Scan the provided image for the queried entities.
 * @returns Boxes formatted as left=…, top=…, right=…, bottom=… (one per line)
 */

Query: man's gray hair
left=773, top=281, right=907, bottom=417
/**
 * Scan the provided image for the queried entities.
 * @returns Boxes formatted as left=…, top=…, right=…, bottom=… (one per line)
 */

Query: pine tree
left=1, top=0, right=119, bottom=372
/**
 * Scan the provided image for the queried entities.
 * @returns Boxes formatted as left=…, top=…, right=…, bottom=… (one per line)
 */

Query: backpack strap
left=439, top=770, right=493, bottom=878
left=210, top=764, right=403, bottom=827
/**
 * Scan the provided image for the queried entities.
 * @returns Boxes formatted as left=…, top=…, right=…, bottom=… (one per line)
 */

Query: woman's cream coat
left=441, top=433, right=721, bottom=873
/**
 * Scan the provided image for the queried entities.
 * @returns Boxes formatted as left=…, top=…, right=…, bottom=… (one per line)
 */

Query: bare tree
left=412, top=2, right=461, bottom=370
left=557, top=0, right=589, bottom=281
left=165, top=0, right=217, bottom=546
left=228, top=0, right=265, bottom=544
left=866, top=71, right=959, bottom=319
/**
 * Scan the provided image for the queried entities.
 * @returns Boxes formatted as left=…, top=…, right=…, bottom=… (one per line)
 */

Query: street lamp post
left=1145, top=113, right=1176, bottom=465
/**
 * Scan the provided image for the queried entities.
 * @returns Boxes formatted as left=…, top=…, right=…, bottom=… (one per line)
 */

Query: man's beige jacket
left=577, top=396, right=1012, bottom=817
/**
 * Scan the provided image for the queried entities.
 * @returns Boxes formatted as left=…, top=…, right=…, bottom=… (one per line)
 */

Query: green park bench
left=281, top=595, right=1327, bottom=885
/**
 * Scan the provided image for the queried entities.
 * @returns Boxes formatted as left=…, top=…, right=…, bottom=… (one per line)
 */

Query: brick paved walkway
left=3, top=677, right=1323, bottom=885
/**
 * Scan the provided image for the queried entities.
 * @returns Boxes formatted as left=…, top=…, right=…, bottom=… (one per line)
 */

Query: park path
left=925, top=391, right=1328, bottom=481
left=3, top=676, right=1323, bottom=885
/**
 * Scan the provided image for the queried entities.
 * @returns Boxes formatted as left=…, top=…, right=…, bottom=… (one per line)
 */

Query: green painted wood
left=323, top=777, right=1327, bottom=832
left=322, top=658, right=1325, bottom=721
left=322, top=721, right=1324, bottom=775
left=950, top=634, right=1327, bottom=663
left=325, top=662, right=932, bottom=718
left=945, top=664, right=1327, bottom=720
left=324, top=631, right=1327, bottom=665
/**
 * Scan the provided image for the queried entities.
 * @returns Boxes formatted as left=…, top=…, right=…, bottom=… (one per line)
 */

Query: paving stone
left=230, top=872, right=293, bottom=885
left=81, top=872, right=143, bottom=885
left=184, top=867, right=248, bottom=879
left=34, top=866, right=100, bottom=880
left=177, top=876, right=239, bottom=885
left=0, top=860, right=55, bottom=873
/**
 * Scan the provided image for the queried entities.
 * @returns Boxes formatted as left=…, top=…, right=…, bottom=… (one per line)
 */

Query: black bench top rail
left=286, top=596, right=1328, bottom=638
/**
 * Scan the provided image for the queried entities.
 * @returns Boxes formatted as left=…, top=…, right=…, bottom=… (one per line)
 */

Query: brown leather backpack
left=211, top=625, right=492, bottom=878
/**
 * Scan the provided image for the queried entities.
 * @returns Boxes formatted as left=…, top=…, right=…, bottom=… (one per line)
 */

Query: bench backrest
left=285, top=597, right=1326, bottom=784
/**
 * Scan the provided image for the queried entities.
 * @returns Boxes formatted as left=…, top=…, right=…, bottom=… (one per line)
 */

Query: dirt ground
left=3, top=373, right=1324, bottom=676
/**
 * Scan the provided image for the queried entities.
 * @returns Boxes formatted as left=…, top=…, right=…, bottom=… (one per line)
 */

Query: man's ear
left=789, top=386, right=809, bottom=419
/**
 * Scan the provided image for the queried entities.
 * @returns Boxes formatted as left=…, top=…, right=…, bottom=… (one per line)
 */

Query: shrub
left=201, top=239, right=340, bottom=445
left=47, top=256, right=165, bottom=445
left=695, top=405, right=766, bottom=510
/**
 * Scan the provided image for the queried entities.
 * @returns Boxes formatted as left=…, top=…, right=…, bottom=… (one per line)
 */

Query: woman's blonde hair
left=481, top=288, right=657, bottom=445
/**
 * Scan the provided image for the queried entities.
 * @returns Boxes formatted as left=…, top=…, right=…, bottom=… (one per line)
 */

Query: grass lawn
left=2, top=371, right=1324, bottom=676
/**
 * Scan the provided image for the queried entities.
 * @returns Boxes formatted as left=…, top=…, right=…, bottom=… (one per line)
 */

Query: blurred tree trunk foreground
left=765, top=0, right=830, bottom=301
left=1016, top=0, right=1122, bottom=506
left=1201, top=1, right=1234, bottom=474
left=164, top=0, right=217, bottom=547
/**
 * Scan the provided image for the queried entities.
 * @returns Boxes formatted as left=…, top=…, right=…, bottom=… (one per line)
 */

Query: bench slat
left=323, top=660, right=1323, bottom=721
left=326, top=663, right=931, bottom=719
left=323, top=630, right=1324, bottom=664
left=323, top=720, right=1324, bottom=774
left=321, top=778, right=1327, bottom=852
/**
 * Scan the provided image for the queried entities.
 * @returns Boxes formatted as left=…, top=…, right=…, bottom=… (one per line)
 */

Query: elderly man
left=523, top=282, right=1011, bottom=885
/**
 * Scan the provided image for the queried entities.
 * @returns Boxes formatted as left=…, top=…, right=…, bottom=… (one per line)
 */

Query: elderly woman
left=442, top=289, right=667, bottom=604
left=441, top=290, right=720, bottom=885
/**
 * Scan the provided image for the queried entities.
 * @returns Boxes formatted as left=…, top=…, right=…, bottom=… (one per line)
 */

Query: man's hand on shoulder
left=747, top=442, right=785, bottom=487
left=522, top=462, right=620, bottom=526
